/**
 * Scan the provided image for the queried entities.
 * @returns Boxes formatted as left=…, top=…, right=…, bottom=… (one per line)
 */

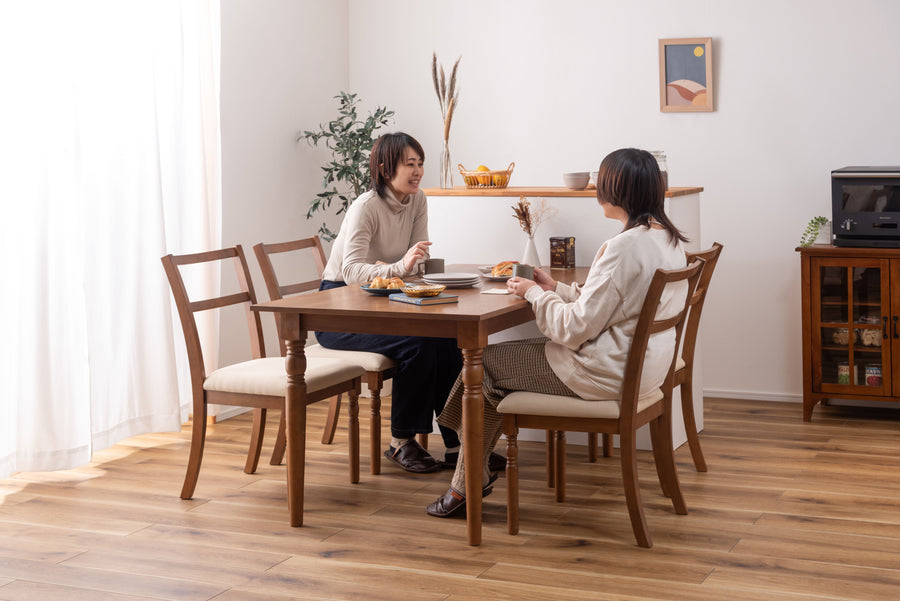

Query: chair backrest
left=680, top=242, right=723, bottom=369
left=161, top=246, right=266, bottom=392
left=253, top=236, right=328, bottom=355
left=619, top=259, right=704, bottom=422
left=253, top=236, right=327, bottom=301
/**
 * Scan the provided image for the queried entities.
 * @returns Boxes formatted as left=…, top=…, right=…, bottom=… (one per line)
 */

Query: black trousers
left=316, top=280, right=462, bottom=447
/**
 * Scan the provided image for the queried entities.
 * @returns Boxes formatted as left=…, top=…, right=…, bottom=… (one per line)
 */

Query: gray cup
left=423, top=258, right=445, bottom=274
left=512, top=263, right=535, bottom=280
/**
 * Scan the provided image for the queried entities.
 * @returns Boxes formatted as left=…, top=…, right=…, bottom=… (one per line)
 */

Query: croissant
left=491, top=260, right=518, bottom=277
left=387, top=277, right=405, bottom=289
left=370, top=277, right=389, bottom=289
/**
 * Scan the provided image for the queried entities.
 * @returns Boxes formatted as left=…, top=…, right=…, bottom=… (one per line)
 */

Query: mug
left=512, top=263, right=535, bottom=280
left=423, top=258, right=445, bottom=274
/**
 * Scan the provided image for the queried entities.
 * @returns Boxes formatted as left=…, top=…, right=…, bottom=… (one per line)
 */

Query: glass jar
left=651, top=151, right=669, bottom=190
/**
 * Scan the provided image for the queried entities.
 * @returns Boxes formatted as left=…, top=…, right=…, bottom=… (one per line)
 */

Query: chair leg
left=369, top=380, right=383, bottom=476
left=181, top=402, right=208, bottom=499
left=587, top=432, right=598, bottom=462
left=680, top=375, right=708, bottom=472
left=505, top=417, right=520, bottom=535
left=545, top=430, right=556, bottom=488
left=650, top=414, right=688, bottom=516
left=348, top=387, right=360, bottom=484
left=245, top=408, right=266, bottom=474
left=321, top=394, right=343, bottom=444
left=417, top=432, right=429, bottom=449
left=602, top=433, right=613, bottom=457
left=620, top=429, right=652, bottom=548
left=270, top=411, right=286, bottom=465
left=554, top=430, right=566, bottom=502
left=649, top=419, right=672, bottom=498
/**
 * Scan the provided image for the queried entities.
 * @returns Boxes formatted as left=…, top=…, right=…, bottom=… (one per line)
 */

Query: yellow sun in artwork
left=694, top=46, right=704, bottom=57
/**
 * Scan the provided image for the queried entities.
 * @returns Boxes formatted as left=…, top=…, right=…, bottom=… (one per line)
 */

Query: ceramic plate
left=422, top=272, right=481, bottom=282
left=422, top=273, right=480, bottom=288
left=360, top=284, right=404, bottom=296
left=478, top=265, right=514, bottom=281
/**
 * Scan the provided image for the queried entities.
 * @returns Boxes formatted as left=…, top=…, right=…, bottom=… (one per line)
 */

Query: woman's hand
left=402, top=240, right=432, bottom=272
left=532, top=267, right=557, bottom=292
left=507, top=277, right=537, bottom=298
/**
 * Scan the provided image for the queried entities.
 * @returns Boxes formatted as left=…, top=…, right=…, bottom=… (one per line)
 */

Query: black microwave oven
left=832, top=166, right=900, bottom=247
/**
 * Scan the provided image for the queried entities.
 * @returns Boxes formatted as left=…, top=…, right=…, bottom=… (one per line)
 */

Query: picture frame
left=659, top=37, right=714, bottom=112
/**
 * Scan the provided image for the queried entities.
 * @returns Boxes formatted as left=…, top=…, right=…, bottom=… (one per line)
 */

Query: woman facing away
left=426, top=147, right=689, bottom=517
left=317, top=132, right=505, bottom=474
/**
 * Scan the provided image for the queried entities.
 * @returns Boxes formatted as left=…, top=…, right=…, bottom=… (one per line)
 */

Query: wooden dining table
left=252, top=265, right=587, bottom=545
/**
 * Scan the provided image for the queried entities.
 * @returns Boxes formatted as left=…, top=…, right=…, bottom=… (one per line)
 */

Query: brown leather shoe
left=384, top=440, right=441, bottom=473
left=425, top=475, right=498, bottom=518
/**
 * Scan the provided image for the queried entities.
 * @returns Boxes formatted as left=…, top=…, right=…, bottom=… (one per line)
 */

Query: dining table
left=252, top=264, right=588, bottom=545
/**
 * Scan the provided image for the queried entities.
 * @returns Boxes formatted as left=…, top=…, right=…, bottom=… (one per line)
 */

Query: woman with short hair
left=317, top=132, right=462, bottom=473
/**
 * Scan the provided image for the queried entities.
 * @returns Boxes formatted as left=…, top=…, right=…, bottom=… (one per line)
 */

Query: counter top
left=423, top=186, right=703, bottom=198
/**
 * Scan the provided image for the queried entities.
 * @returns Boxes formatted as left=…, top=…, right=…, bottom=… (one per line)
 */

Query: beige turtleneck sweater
left=321, top=188, right=429, bottom=284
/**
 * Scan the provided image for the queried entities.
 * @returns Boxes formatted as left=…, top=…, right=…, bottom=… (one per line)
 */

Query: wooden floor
left=2, top=397, right=900, bottom=601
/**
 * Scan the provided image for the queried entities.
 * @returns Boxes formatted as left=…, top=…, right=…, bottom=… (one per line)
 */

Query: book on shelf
left=389, top=293, right=459, bottom=306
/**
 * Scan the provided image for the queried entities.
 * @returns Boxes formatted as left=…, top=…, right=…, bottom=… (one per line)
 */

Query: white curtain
left=0, top=0, right=221, bottom=478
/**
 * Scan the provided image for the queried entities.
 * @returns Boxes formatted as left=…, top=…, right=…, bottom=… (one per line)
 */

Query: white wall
left=220, top=0, right=349, bottom=363
left=345, top=0, right=900, bottom=403
left=220, top=0, right=900, bottom=405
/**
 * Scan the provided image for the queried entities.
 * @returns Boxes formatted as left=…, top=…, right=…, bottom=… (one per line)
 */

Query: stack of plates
left=421, top=272, right=481, bottom=288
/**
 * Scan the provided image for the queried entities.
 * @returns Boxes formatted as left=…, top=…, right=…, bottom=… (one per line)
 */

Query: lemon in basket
left=476, top=164, right=491, bottom=186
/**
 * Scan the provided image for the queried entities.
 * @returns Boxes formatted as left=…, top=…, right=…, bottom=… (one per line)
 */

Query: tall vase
left=439, top=139, right=453, bottom=189
left=522, top=235, right=541, bottom=266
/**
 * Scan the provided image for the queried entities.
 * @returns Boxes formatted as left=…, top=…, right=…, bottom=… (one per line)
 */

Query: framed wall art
left=659, top=37, right=713, bottom=112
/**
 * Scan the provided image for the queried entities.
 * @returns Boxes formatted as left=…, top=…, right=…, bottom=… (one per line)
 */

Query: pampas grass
left=432, top=52, right=460, bottom=136
left=433, top=52, right=461, bottom=187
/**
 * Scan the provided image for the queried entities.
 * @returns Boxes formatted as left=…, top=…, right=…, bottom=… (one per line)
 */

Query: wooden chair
left=498, top=260, right=703, bottom=548
left=161, top=246, right=365, bottom=504
left=253, top=236, right=397, bottom=475
left=587, top=242, right=723, bottom=471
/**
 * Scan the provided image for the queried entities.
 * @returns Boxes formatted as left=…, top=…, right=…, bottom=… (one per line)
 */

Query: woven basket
left=458, top=162, right=515, bottom=189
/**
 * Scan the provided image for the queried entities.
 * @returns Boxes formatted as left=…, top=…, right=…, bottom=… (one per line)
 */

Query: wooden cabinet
left=799, top=245, right=900, bottom=420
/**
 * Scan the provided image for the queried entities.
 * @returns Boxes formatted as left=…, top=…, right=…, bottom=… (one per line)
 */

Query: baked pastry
left=370, top=276, right=404, bottom=289
left=491, top=260, right=518, bottom=277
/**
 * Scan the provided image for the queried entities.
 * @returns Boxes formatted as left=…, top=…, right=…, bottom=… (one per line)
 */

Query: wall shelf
left=423, top=186, right=704, bottom=198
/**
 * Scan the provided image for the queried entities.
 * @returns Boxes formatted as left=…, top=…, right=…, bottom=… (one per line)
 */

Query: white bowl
left=563, top=172, right=590, bottom=190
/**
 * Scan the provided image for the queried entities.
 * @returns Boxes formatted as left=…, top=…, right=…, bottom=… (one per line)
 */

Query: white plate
left=481, top=273, right=512, bottom=282
left=423, top=272, right=481, bottom=282
left=422, top=272, right=480, bottom=288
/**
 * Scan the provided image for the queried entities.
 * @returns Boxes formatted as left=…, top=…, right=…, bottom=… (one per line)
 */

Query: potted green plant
left=298, top=92, right=394, bottom=241
left=800, top=216, right=831, bottom=247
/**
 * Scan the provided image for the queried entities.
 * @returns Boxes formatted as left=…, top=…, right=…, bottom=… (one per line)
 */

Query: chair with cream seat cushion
left=498, top=260, right=703, bottom=548
left=253, top=236, right=397, bottom=475
left=161, top=246, right=365, bottom=506
left=588, top=242, right=723, bottom=470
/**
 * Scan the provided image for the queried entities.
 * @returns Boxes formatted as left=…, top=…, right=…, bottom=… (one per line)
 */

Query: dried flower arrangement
left=512, top=196, right=558, bottom=237
left=432, top=52, right=460, bottom=188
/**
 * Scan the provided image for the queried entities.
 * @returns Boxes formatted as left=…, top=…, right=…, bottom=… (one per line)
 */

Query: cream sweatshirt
left=524, top=226, right=687, bottom=400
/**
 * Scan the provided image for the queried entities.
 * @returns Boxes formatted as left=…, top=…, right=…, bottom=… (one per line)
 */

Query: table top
left=252, top=265, right=589, bottom=319
left=252, top=265, right=589, bottom=344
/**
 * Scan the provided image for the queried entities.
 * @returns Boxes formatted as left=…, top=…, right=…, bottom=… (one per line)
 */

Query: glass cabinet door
left=813, top=259, right=889, bottom=394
